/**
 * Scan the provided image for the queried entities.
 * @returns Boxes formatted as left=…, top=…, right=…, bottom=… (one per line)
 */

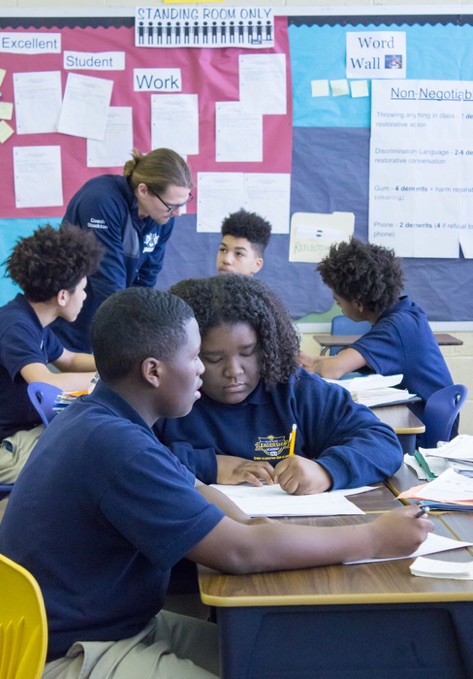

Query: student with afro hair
left=301, top=238, right=454, bottom=428
left=0, top=223, right=103, bottom=481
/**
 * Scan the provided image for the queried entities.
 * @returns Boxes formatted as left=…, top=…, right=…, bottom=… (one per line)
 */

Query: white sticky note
left=350, top=80, right=369, bottom=98
left=0, top=102, right=13, bottom=119
left=311, top=79, right=330, bottom=97
left=0, top=119, right=14, bottom=143
left=330, top=79, right=350, bottom=97
left=0, top=68, right=5, bottom=86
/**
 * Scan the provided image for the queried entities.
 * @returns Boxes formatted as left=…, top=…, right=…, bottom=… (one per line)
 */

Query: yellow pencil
left=288, top=423, right=297, bottom=456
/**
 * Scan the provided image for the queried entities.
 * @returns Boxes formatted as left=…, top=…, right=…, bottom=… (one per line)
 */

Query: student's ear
left=141, top=357, right=162, bottom=387
left=56, top=289, right=69, bottom=307
left=252, top=257, right=264, bottom=274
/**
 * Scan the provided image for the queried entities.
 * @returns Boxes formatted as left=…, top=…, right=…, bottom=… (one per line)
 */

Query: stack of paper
left=398, top=467, right=473, bottom=511
left=324, top=374, right=417, bottom=407
left=410, top=556, right=473, bottom=580
left=420, top=435, right=473, bottom=463
left=53, top=390, right=88, bottom=413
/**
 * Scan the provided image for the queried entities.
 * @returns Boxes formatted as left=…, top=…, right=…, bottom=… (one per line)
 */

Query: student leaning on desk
left=300, top=239, right=454, bottom=428
left=155, top=274, right=403, bottom=494
left=0, top=287, right=433, bottom=679
left=0, top=224, right=103, bottom=483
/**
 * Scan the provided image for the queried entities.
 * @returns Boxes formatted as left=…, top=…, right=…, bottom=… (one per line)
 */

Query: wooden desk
left=199, top=514, right=473, bottom=679
left=313, top=332, right=463, bottom=356
left=373, top=403, right=425, bottom=454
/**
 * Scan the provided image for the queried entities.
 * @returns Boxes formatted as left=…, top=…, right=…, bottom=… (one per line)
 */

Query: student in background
left=155, top=274, right=403, bottom=494
left=0, top=287, right=432, bottom=679
left=301, top=239, right=454, bottom=422
left=216, top=208, right=271, bottom=275
left=53, top=147, right=193, bottom=353
left=0, top=223, right=103, bottom=482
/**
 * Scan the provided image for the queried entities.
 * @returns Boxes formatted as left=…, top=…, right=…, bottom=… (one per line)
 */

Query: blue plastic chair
left=419, top=384, right=468, bottom=448
left=329, top=315, right=372, bottom=356
left=27, top=382, right=63, bottom=428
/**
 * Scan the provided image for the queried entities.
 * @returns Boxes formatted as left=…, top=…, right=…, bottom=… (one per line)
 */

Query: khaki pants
left=43, top=611, right=220, bottom=679
left=0, top=425, right=44, bottom=483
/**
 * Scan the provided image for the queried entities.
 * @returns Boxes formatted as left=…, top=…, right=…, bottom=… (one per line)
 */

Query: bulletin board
left=1, top=9, right=473, bottom=322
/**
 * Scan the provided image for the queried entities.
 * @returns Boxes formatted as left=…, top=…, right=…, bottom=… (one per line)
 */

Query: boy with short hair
left=0, top=223, right=103, bottom=481
left=302, top=239, right=453, bottom=420
left=0, top=286, right=432, bottom=679
left=216, top=208, right=271, bottom=275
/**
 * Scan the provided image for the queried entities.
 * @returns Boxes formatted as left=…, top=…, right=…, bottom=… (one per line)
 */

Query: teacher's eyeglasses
left=148, top=187, right=193, bottom=213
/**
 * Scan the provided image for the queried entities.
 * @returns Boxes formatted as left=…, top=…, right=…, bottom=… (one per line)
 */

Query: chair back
left=420, top=384, right=468, bottom=448
left=0, top=554, right=48, bottom=679
left=27, top=382, right=62, bottom=428
left=329, top=315, right=372, bottom=356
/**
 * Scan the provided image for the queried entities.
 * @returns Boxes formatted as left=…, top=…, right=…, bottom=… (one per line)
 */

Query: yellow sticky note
left=0, top=119, right=14, bottom=143
left=311, top=80, right=329, bottom=97
left=330, top=79, right=349, bottom=97
left=350, top=80, right=369, bottom=98
left=0, top=102, right=13, bottom=120
left=0, top=68, right=5, bottom=87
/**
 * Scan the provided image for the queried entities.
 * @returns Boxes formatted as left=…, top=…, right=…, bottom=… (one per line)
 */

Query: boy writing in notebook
left=0, top=286, right=432, bottom=679
left=0, top=223, right=103, bottom=482
left=216, top=208, right=271, bottom=276
left=155, top=274, right=403, bottom=494
left=300, top=239, right=454, bottom=424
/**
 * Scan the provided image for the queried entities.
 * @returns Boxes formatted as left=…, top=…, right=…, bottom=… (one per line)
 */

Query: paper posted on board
left=289, top=211, right=354, bottom=263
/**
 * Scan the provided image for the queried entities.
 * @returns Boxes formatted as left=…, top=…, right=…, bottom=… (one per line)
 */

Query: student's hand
left=274, top=458, right=333, bottom=495
left=368, top=506, right=434, bottom=559
left=298, top=351, right=317, bottom=371
left=216, top=455, right=276, bottom=486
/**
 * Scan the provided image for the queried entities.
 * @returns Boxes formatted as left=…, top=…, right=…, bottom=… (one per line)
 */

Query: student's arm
left=20, top=362, right=95, bottom=392
left=186, top=504, right=433, bottom=574
left=275, top=374, right=403, bottom=495
left=311, top=348, right=368, bottom=379
left=52, top=349, right=96, bottom=373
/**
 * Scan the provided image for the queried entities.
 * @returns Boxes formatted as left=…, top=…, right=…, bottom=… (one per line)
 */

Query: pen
left=415, top=505, right=430, bottom=518
left=288, top=424, right=297, bottom=456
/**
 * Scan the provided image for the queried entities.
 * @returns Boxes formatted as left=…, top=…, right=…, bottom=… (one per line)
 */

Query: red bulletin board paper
left=0, top=17, right=292, bottom=220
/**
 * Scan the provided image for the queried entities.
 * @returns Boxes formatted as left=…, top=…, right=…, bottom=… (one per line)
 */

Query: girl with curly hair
left=155, top=274, right=403, bottom=495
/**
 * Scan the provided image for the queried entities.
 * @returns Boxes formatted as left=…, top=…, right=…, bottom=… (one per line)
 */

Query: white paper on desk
left=405, top=467, right=473, bottom=503
left=410, top=556, right=473, bottom=580
left=326, top=374, right=404, bottom=392
left=58, top=73, right=113, bottom=140
left=210, top=484, right=376, bottom=517
left=420, top=435, right=473, bottom=462
left=346, top=532, right=473, bottom=565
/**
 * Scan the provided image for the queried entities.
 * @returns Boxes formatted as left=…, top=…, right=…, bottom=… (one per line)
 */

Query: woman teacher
left=53, top=148, right=193, bottom=352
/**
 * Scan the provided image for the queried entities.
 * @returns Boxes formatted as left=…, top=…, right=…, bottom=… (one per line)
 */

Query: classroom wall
left=3, top=0, right=473, bottom=435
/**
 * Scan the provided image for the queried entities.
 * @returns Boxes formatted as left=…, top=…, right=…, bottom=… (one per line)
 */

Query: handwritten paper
left=347, top=532, right=473, bottom=564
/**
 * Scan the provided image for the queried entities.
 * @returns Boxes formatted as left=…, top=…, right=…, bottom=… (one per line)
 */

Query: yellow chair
left=0, top=553, right=48, bottom=679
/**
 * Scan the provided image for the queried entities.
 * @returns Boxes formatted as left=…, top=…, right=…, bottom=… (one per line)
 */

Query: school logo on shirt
left=143, top=233, right=160, bottom=252
left=254, top=435, right=289, bottom=459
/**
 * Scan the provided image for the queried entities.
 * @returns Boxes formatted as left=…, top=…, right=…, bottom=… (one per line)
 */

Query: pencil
left=415, top=505, right=430, bottom=518
left=288, top=423, right=297, bottom=456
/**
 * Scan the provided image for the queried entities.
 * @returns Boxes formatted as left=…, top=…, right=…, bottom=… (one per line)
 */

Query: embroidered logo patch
left=143, top=233, right=160, bottom=252
left=255, top=435, right=288, bottom=458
